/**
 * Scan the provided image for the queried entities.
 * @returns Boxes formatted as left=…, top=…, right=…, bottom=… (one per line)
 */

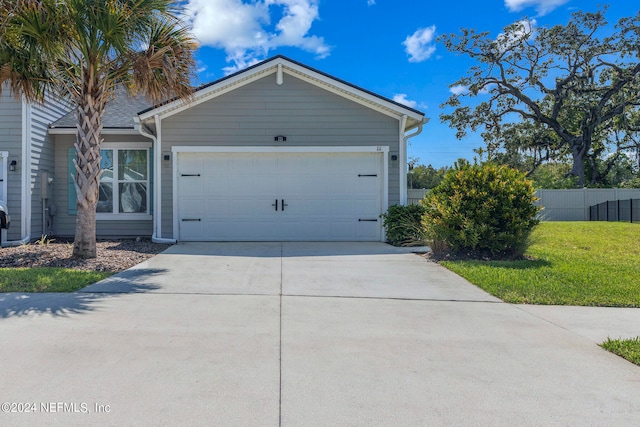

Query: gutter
left=400, top=117, right=430, bottom=205
left=136, top=115, right=176, bottom=245
left=4, top=101, right=32, bottom=246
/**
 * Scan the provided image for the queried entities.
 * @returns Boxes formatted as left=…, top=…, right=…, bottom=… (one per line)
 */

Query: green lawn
left=0, top=268, right=111, bottom=293
left=441, top=222, right=640, bottom=307
left=601, top=337, right=640, bottom=366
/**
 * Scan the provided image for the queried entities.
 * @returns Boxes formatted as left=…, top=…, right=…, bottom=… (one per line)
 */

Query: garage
left=175, top=149, right=386, bottom=241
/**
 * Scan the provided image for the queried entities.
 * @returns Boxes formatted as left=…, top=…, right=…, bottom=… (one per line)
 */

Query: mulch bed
left=0, top=238, right=171, bottom=272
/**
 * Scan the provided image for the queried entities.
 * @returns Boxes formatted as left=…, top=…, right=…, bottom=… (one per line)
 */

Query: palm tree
left=0, top=0, right=196, bottom=258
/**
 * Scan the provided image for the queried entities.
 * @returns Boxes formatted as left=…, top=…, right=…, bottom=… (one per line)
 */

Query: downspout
left=4, top=100, right=32, bottom=246
left=136, top=115, right=176, bottom=244
left=401, top=116, right=429, bottom=205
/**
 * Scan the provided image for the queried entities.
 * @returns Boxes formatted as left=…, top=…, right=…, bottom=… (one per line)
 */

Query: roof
left=49, top=86, right=151, bottom=129
left=139, top=55, right=425, bottom=118
left=49, top=55, right=427, bottom=131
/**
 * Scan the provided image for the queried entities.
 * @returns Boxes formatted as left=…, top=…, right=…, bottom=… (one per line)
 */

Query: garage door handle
left=358, top=174, right=377, bottom=177
left=181, top=174, right=201, bottom=177
left=358, top=219, right=378, bottom=222
left=182, top=218, right=201, bottom=222
left=282, top=199, right=288, bottom=211
left=272, top=199, right=278, bottom=211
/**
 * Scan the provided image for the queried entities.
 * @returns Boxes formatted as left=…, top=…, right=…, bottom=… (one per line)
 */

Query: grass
left=0, top=268, right=111, bottom=293
left=441, top=222, right=640, bottom=307
left=601, top=337, right=640, bottom=366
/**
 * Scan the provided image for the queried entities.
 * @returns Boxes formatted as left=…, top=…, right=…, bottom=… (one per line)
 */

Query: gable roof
left=138, top=55, right=427, bottom=131
left=48, top=55, right=427, bottom=132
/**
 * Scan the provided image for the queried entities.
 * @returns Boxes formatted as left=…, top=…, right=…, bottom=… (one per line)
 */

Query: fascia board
left=48, top=128, right=142, bottom=135
left=280, top=62, right=424, bottom=122
left=138, top=61, right=279, bottom=123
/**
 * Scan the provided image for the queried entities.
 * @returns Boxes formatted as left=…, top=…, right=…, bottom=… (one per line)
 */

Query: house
left=0, top=87, right=69, bottom=245
left=2, top=55, right=427, bottom=245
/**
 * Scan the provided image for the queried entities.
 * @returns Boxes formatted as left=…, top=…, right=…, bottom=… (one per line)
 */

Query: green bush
left=381, top=204, right=427, bottom=246
left=422, top=162, right=539, bottom=258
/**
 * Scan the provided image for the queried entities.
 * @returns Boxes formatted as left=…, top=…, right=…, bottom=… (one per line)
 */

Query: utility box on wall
left=41, top=172, right=51, bottom=200
left=389, top=152, right=399, bottom=168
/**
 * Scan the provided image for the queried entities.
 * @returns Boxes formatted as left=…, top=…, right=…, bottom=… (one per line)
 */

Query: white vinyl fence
left=535, top=189, right=640, bottom=221
left=407, top=189, right=430, bottom=205
left=406, top=188, right=640, bottom=221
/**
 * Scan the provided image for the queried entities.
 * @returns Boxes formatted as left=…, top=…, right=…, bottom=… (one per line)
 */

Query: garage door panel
left=201, top=222, right=230, bottom=240
left=231, top=176, right=255, bottom=194
left=179, top=154, right=202, bottom=171
left=356, top=221, right=379, bottom=239
left=356, top=178, right=379, bottom=193
left=331, top=199, right=355, bottom=216
left=204, top=176, right=229, bottom=196
left=202, top=155, right=229, bottom=174
left=279, top=176, right=306, bottom=194
left=327, top=156, right=353, bottom=172
left=179, top=176, right=203, bottom=197
left=356, top=199, right=379, bottom=216
left=254, top=175, right=279, bottom=193
left=301, top=199, right=331, bottom=216
left=177, top=152, right=383, bottom=241
left=330, top=221, right=355, bottom=239
left=306, top=178, right=331, bottom=194
left=180, top=199, right=203, bottom=218
left=329, top=177, right=356, bottom=194
left=180, top=220, right=204, bottom=240
left=303, top=156, right=330, bottom=173
left=228, top=156, right=253, bottom=171
left=253, top=155, right=279, bottom=173
left=278, top=154, right=307, bottom=173
left=227, top=199, right=268, bottom=217
left=205, top=199, right=229, bottom=219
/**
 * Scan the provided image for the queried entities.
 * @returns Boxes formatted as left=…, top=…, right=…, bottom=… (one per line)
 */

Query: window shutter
left=149, top=147, right=154, bottom=215
left=67, top=147, right=77, bottom=215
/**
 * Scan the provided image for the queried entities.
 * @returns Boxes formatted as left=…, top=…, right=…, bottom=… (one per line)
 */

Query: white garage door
left=176, top=151, right=384, bottom=241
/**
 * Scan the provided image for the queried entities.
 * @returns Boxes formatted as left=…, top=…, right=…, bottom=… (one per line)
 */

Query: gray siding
left=30, top=98, right=70, bottom=238
left=52, top=134, right=153, bottom=238
left=0, top=89, right=23, bottom=240
left=160, top=74, right=401, bottom=238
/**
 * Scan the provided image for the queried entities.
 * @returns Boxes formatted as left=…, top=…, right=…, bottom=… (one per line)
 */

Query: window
left=97, top=148, right=149, bottom=215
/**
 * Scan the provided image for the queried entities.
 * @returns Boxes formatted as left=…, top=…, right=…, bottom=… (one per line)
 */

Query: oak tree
left=440, top=8, right=640, bottom=187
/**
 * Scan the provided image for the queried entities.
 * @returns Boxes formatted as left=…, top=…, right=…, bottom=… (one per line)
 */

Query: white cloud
left=504, top=0, right=569, bottom=16
left=367, top=0, right=376, bottom=5
left=449, top=85, right=468, bottom=95
left=185, top=0, right=330, bottom=74
left=393, top=94, right=418, bottom=109
left=403, top=26, right=437, bottom=63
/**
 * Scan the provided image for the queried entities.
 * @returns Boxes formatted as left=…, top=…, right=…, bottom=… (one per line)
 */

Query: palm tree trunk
left=74, top=205, right=97, bottom=258
left=72, top=83, right=105, bottom=258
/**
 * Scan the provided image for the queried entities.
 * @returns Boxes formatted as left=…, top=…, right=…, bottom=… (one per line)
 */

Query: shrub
left=422, top=162, right=539, bottom=258
left=381, top=204, right=427, bottom=246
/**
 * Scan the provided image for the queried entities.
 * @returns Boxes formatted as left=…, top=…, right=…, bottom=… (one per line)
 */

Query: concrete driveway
left=0, top=242, right=639, bottom=426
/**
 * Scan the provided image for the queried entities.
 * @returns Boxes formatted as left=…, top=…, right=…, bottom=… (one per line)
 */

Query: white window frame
left=96, top=142, right=152, bottom=221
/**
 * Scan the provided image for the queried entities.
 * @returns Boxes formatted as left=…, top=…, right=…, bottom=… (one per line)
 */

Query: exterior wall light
left=9, top=160, right=17, bottom=171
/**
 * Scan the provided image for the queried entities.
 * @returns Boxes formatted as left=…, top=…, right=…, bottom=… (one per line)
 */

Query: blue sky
left=183, top=0, right=636, bottom=167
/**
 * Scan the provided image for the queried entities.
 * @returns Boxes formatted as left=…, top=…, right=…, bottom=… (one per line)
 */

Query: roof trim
left=48, top=127, right=141, bottom=135
left=138, top=55, right=426, bottom=127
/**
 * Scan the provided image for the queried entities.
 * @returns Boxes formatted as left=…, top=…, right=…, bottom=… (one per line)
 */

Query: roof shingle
left=49, top=86, right=152, bottom=129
